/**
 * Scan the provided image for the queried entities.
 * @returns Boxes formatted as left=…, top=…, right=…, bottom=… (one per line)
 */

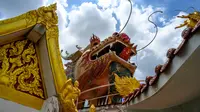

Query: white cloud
left=44, top=0, right=69, bottom=34
left=97, top=0, right=119, bottom=8
left=110, top=0, right=185, bottom=78
left=50, top=0, right=68, bottom=31
left=114, top=2, right=156, bottom=44
left=56, top=1, right=68, bottom=31
left=146, top=13, right=185, bottom=61
left=59, top=2, right=117, bottom=53
left=159, top=17, right=166, bottom=25
left=134, top=69, right=144, bottom=80
left=113, top=0, right=185, bottom=60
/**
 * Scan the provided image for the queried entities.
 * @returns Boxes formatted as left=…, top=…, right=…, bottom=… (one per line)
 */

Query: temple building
left=0, top=3, right=200, bottom=112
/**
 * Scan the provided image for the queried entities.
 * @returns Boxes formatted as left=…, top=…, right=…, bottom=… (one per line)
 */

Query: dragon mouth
left=91, top=41, right=136, bottom=61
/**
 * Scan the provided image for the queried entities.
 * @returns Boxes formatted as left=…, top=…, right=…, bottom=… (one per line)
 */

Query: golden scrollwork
left=59, top=79, right=80, bottom=112
left=0, top=39, right=44, bottom=98
left=114, top=73, right=140, bottom=97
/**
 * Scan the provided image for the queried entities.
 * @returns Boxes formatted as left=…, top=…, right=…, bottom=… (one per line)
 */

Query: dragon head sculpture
left=62, top=32, right=138, bottom=107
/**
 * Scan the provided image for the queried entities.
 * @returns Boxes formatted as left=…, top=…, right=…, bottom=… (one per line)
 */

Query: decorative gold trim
left=0, top=85, right=44, bottom=110
left=0, top=3, right=80, bottom=111
left=0, top=11, right=37, bottom=36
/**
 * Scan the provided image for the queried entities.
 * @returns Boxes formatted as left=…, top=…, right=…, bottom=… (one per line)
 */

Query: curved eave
left=126, top=30, right=200, bottom=110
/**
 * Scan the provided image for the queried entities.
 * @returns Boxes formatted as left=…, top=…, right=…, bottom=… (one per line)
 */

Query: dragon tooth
left=133, top=45, right=137, bottom=50
left=110, top=43, right=113, bottom=48
left=130, top=43, right=134, bottom=47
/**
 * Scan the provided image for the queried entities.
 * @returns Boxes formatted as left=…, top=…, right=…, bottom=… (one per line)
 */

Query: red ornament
left=119, top=47, right=132, bottom=61
left=121, top=33, right=130, bottom=43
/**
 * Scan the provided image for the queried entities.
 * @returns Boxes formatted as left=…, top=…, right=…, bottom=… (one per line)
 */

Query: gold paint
left=59, top=79, right=80, bottom=112
left=89, top=104, right=96, bottom=112
left=0, top=3, right=80, bottom=111
left=0, top=85, right=44, bottom=110
left=0, top=39, right=44, bottom=98
left=0, top=75, right=10, bottom=86
left=175, top=11, right=200, bottom=29
left=114, top=73, right=140, bottom=97
left=36, top=4, right=58, bottom=29
left=0, top=10, right=37, bottom=36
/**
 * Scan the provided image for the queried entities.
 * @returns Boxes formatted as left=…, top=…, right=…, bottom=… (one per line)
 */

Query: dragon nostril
left=112, top=32, right=119, bottom=37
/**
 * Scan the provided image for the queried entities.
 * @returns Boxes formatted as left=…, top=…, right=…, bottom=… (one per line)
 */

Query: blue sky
left=65, top=0, right=200, bottom=16
left=0, top=12, right=2, bottom=18
left=139, top=0, right=199, bottom=17
left=67, top=0, right=96, bottom=7
left=66, top=0, right=200, bottom=14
